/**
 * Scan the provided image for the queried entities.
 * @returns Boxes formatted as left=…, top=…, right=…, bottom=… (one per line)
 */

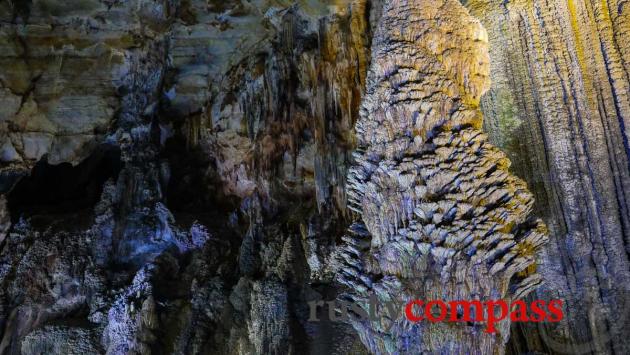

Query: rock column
left=337, top=0, right=548, bottom=353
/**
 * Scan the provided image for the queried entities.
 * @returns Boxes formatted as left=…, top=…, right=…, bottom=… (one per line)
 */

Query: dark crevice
left=162, top=134, right=240, bottom=223
left=8, top=0, right=32, bottom=23
left=7, top=144, right=122, bottom=224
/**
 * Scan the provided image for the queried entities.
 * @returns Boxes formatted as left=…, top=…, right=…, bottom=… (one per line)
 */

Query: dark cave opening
left=7, top=145, right=122, bottom=223
left=162, top=133, right=240, bottom=226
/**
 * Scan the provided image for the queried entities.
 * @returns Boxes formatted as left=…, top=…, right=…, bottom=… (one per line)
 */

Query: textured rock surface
left=335, top=0, right=547, bottom=353
left=0, top=0, right=169, bottom=171
left=1, top=1, right=374, bottom=354
left=465, top=0, right=630, bottom=353
left=0, top=0, right=628, bottom=354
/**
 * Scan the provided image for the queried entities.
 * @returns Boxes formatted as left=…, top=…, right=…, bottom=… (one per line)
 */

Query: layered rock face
left=336, top=0, right=547, bottom=353
left=0, top=0, right=165, bottom=172
left=464, top=1, right=630, bottom=353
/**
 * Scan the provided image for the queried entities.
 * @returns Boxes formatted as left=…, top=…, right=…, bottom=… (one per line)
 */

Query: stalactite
left=226, top=3, right=370, bottom=214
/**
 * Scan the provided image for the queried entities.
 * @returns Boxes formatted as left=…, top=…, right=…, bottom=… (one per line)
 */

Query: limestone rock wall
left=465, top=0, right=630, bottom=353
left=0, top=1, right=377, bottom=354
left=0, top=0, right=629, bottom=354
left=0, top=0, right=174, bottom=171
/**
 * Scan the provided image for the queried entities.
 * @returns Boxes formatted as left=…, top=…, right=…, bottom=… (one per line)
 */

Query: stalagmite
left=336, top=0, right=548, bottom=353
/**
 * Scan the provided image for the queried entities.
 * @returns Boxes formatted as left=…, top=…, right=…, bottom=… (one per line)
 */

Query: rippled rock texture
left=335, top=0, right=547, bottom=353
left=465, top=0, right=630, bottom=353
left=0, top=0, right=629, bottom=354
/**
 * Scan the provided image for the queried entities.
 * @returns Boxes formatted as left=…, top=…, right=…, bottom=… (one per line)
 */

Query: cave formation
left=0, top=0, right=629, bottom=354
left=336, top=0, right=547, bottom=353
